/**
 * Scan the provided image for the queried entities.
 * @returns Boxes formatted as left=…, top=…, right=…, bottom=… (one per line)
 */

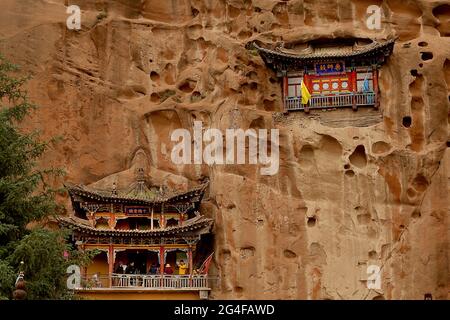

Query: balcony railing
left=79, top=273, right=210, bottom=290
left=285, top=92, right=376, bottom=111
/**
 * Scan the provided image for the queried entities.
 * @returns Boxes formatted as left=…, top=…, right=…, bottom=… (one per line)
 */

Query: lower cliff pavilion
left=59, top=168, right=214, bottom=300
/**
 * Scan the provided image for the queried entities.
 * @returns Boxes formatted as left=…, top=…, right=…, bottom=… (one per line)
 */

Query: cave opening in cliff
left=307, top=216, right=317, bottom=227
left=403, top=116, right=412, bottom=128
left=420, top=52, right=433, bottom=61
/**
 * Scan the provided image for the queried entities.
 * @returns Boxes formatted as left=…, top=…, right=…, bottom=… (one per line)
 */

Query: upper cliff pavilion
left=253, top=38, right=395, bottom=112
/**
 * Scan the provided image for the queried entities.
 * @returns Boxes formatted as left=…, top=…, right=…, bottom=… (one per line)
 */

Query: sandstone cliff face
left=0, top=0, right=448, bottom=299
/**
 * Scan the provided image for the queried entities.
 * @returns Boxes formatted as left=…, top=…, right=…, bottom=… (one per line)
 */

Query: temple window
left=127, top=217, right=151, bottom=230
left=253, top=38, right=395, bottom=113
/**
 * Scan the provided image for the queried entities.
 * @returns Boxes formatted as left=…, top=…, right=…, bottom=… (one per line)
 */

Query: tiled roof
left=253, top=38, right=395, bottom=62
left=58, top=215, right=213, bottom=237
left=65, top=181, right=208, bottom=205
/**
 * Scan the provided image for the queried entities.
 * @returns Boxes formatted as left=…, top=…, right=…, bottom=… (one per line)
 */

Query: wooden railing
left=285, top=92, right=376, bottom=111
left=285, top=96, right=302, bottom=111
left=80, top=273, right=209, bottom=290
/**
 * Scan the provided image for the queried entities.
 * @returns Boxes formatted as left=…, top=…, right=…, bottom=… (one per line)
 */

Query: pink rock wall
left=0, top=0, right=448, bottom=299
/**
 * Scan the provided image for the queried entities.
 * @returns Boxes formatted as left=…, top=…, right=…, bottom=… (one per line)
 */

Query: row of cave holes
left=409, top=42, right=432, bottom=76
left=404, top=42, right=433, bottom=127
left=305, top=162, right=427, bottom=228
left=416, top=41, right=433, bottom=62
left=149, top=68, right=203, bottom=103
left=148, top=78, right=266, bottom=105
left=307, top=207, right=423, bottom=229
left=150, top=70, right=195, bottom=91
left=407, top=43, right=450, bottom=141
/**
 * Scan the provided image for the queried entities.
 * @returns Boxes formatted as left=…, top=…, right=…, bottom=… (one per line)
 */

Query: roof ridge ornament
left=111, top=181, right=118, bottom=197
left=275, top=41, right=285, bottom=51
left=136, top=167, right=145, bottom=183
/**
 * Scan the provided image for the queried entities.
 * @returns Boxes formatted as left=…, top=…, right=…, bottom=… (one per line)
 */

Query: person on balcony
left=92, top=273, right=102, bottom=288
left=149, top=263, right=158, bottom=274
left=177, top=260, right=188, bottom=275
left=361, top=75, right=374, bottom=104
left=114, top=261, right=126, bottom=274
left=128, top=262, right=136, bottom=274
left=126, top=262, right=138, bottom=286
left=139, top=262, right=146, bottom=274
left=164, top=263, right=174, bottom=275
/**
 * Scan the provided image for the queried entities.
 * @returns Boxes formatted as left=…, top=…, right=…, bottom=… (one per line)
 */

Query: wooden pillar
left=151, top=207, right=154, bottom=230
left=373, top=67, right=379, bottom=109
left=81, top=244, right=87, bottom=279
left=88, top=213, right=95, bottom=227
left=159, top=246, right=165, bottom=275
left=188, top=246, right=193, bottom=275
left=303, top=73, right=308, bottom=90
left=108, top=244, right=114, bottom=288
left=160, top=204, right=165, bottom=229
left=179, top=213, right=183, bottom=226
left=109, top=212, right=116, bottom=229
left=352, top=69, right=357, bottom=111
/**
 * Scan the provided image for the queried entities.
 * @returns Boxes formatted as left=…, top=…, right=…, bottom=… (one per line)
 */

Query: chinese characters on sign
left=125, top=207, right=150, bottom=215
left=315, top=62, right=345, bottom=75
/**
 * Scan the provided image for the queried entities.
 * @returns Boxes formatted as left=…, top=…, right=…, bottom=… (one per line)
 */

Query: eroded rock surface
left=0, top=0, right=448, bottom=299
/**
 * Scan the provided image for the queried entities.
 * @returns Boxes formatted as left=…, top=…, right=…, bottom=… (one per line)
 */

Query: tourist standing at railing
left=114, top=263, right=120, bottom=274
left=177, top=260, right=188, bottom=275
left=92, top=273, right=102, bottom=288
left=139, top=262, right=146, bottom=274
left=149, top=263, right=158, bottom=275
left=128, top=262, right=136, bottom=274
left=114, top=261, right=127, bottom=274
left=164, top=263, right=173, bottom=274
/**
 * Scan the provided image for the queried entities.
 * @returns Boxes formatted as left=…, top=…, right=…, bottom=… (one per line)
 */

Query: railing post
left=282, top=76, right=288, bottom=112
left=304, top=97, right=310, bottom=113
left=352, top=69, right=357, bottom=111
left=159, top=246, right=165, bottom=287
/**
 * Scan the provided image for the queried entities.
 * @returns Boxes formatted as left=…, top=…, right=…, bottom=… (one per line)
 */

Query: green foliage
left=190, top=92, right=203, bottom=103
left=96, top=10, right=108, bottom=21
left=9, top=229, right=97, bottom=300
left=0, top=54, right=92, bottom=299
left=0, top=260, right=14, bottom=299
left=159, top=89, right=176, bottom=102
left=248, top=48, right=259, bottom=56
left=0, top=54, right=57, bottom=245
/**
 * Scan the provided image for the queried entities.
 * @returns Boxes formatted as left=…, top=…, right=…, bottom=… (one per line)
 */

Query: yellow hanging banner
left=301, top=80, right=311, bottom=105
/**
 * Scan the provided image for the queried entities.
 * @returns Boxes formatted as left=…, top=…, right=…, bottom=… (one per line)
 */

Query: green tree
left=0, top=54, right=93, bottom=299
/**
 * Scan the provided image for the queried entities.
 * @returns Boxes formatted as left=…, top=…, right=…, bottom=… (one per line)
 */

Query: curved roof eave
left=253, top=38, right=396, bottom=64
